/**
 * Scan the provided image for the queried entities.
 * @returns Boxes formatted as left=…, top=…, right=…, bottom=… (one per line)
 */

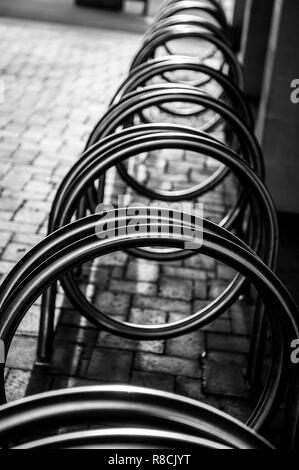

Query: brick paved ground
left=0, top=0, right=234, bottom=33
left=0, top=12, right=283, bottom=444
left=0, top=0, right=148, bottom=35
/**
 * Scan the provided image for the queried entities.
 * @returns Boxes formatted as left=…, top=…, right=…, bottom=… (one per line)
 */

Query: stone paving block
left=0, top=231, right=12, bottom=248
left=60, top=308, right=95, bottom=329
left=97, top=251, right=128, bottom=267
left=12, top=232, right=44, bottom=246
left=87, top=348, right=133, bottom=382
left=0, top=162, right=11, bottom=178
left=175, top=377, right=207, bottom=402
left=82, top=266, right=107, bottom=290
left=109, top=279, right=157, bottom=296
left=111, top=266, right=125, bottom=279
left=52, top=341, right=83, bottom=376
left=126, top=260, right=160, bottom=282
left=0, top=197, right=22, bottom=213
left=97, top=330, right=164, bottom=354
left=21, top=188, right=49, bottom=202
left=0, top=211, right=12, bottom=221
left=5, top=369, right=31, bottom=402
left=194, top=280, right=208, bottom=299
left=85, top=266, right=111, bottom=289
left=22, top=180, right=52, bottom=197
left=231, top=311, right=251, bottom=336
left=161, top=265, right=207, bottom=281
left=131, top=371, right=174, bottom=392
left=133, top=295, right=191, bottom=315
left=23, top=199, right=51, bottom=212
left=184, top=151, right=205, bottom=165
left=158, top=277, right=193, bottom=301
left=17, top=305, right=40, bottom=336
left=167, top=161, right=192, bottom=174
left=134, top=352, right=202, bottom=379
left=184, top=254, right=216, bottom=271
left=230, top=301, right=254, bottom=336
left=6, top=335, right=37, bottom=371
left=94, top=291, right=131, bottom=317
left=1, top=242, right=29, bottom=262
left=55, top=325, right=98, bottom=347
left=166, top=331, right=205, bottom=359
left=129, top=308, right=167, bottom=325
left=14, top=208, right=47, bottom=226
left=1, top=220, right=37, bottom=234
left=208, top=351, right=248, bottom=366
left=203, top=359, right=250, bottom=398
left=207, top=333, right=250, bottom=354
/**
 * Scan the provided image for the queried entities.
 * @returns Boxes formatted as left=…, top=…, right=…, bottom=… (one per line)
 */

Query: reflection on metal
left=0, top=341, right=4, bottom=364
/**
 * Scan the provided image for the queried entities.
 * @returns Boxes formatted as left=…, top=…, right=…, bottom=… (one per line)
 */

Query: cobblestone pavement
left=0, top=0, right=234, bottom=33
left=0, top=16, right=276, bottom=439
left=0, top=0, right=148, bottom=35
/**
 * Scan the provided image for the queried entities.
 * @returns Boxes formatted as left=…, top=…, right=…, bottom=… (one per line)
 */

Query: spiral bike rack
left=107, top=61, right=254, bottom=219
left=86, top=84, right=264, bottom=201
left=0, top=211, right=298, bottom=446
left=26, top=129, right=275, bottom=365
left=104, top=0, right=272, bottom=387
left=36, top=1, right=270, bottom=389
left=0, top=127, right=276, bottom=405
left=111, top=57, right=252, bottom=125
left=43, top=0, right=278, bottom=410
left=83, top=84, right=264, bottom=261
left=131, top=26, right=243, bottom=86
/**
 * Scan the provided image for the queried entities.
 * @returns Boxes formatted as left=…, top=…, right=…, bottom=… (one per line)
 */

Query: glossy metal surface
left=0, top=386, right=272, bottom=449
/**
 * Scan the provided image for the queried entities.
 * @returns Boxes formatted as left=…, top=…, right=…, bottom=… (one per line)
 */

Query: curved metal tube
left=130, top=26, right=244, bottom=87
left=0, top=386, right=272, bottom=449
left=145, top=16, right=232, bottom=48
left=111, top=56, right=253, bottom=130
left=86, top=85, right=262, bottom=174
left=155, top=1, right=230, bottom=35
